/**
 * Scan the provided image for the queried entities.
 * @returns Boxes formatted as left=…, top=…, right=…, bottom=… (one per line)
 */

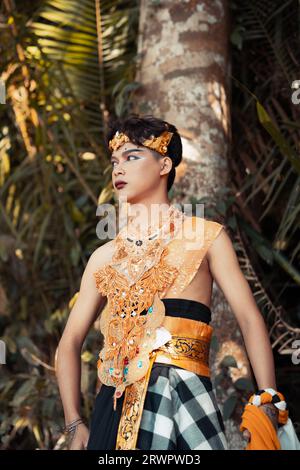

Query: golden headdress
left=109, top=129, right=173, bottom=156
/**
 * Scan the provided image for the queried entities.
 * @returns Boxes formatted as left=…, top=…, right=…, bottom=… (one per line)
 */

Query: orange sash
left=240, top=404, right=281, bottom=450
left=115, top=316, right=212, bottom=450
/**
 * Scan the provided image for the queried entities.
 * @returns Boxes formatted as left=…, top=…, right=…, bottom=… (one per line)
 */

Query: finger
left=243, top=430, right=251, bottom=441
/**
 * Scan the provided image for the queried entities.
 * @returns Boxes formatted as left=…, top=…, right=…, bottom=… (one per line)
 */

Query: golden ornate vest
left=93, top=213, right=224, bottom=410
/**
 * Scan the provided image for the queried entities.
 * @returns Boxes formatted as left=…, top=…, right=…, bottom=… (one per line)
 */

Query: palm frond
left=29, top=0, right=139, bottom=129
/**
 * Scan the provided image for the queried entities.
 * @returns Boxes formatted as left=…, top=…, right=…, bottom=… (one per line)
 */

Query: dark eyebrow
left=110, top=148, right=144, bottom=162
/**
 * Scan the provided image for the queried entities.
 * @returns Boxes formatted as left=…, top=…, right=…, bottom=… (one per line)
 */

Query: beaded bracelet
left=61, top=417, right=86, bottom=434
left=247, top=388, right=288, bottom=425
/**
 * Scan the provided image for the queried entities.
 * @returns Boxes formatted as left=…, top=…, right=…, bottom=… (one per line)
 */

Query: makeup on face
left=115, top=181, right=127, bottom=190
left=112, top=148, right=147, bottom=190
left=110, top=148, right=145, bottom=168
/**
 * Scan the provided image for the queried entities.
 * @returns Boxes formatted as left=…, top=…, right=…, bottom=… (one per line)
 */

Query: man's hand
left=260, top=402, right=279, bottom=429
left=67, top=423, right=90, bottom=450
left=242, top=403, right=279, bottom=442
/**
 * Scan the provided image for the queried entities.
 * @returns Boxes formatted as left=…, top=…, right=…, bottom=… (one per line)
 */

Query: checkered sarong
left=135, top=364, right=228, bottom=450
left=87, top=363, right=228, bottom=450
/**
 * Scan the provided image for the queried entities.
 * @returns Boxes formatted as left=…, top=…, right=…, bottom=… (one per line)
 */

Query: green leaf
left=210, top=335, right=219, bottom=352
left=234, top=377, right=254, bottom=391
left=213, top=372, right=224, bottom=387
left=221, top=355, right=238, bottom=368
left=223, top=394, right=238, bottom=420
left=9, top=378, right=37, bottom=407
left=256, top=101, right=300, bottom=175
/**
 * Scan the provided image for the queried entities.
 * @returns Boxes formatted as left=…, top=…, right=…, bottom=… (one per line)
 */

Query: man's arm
left=207, top=227, right=277, bottom=391
left=56, top=247, right=107, bottom=425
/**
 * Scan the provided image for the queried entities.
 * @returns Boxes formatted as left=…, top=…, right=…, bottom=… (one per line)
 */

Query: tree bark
left=132, top=0, right=253, bottom=449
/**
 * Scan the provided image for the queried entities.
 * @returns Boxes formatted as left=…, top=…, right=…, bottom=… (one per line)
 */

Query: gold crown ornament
left=109, top=129, right=173, bottom=156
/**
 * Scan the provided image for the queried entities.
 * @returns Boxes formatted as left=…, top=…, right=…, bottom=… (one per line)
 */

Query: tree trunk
left=132, top=0, right=253, bottom=449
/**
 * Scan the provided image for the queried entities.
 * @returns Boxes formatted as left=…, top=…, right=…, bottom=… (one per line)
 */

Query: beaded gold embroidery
left=142, top=130, right=173, bottom=156
left=108, top=131, right=130, bottom=152
left=159, top=217, right=224, bottom=298
left=115, top=317, right=213, bottom=450
left=109, top=129, right=173, bottom=156
left=93, top=211, right=224, bottom=409
left=94, top=205, right=186, bottom=409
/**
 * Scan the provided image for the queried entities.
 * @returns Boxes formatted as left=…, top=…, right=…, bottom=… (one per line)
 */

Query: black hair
left=105, top=113, right=182, bottom=192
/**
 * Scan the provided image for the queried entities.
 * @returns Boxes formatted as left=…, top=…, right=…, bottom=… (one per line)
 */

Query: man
left=56, top=114, right=284, bottom=450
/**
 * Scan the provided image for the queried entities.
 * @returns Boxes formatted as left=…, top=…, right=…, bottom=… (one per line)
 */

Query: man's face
left=110, top=140, right=166, bottom=204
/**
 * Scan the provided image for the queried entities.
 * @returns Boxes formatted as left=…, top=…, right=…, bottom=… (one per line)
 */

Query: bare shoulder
left=206, top=221, right=238, bottom=267
left=89, top=239, right=116, bottom=271
left=76, top=239, right=116, bottom=302
left=57, top=241, right=117, bottom=348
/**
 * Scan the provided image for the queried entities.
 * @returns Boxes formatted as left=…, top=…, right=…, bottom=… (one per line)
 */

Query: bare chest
left=95, top=234, right=214, bottom=309
left=162, top=255, right=213, bottom=308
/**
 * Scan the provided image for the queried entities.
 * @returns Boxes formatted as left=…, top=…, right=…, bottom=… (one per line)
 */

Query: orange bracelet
left=247, top=388, right=288, bottom=425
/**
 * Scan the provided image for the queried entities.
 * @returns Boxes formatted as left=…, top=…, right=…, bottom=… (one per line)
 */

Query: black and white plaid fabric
left=135, top=363, right=228, bottom=450
left=86, top=363, right=228, bottom=450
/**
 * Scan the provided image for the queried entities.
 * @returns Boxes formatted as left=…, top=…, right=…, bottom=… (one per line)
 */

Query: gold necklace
left=96, top=204, right=186, bottom=408
left=112, top=204, right=185, bottom=285
left=121, top=204, right=184, bottom=247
